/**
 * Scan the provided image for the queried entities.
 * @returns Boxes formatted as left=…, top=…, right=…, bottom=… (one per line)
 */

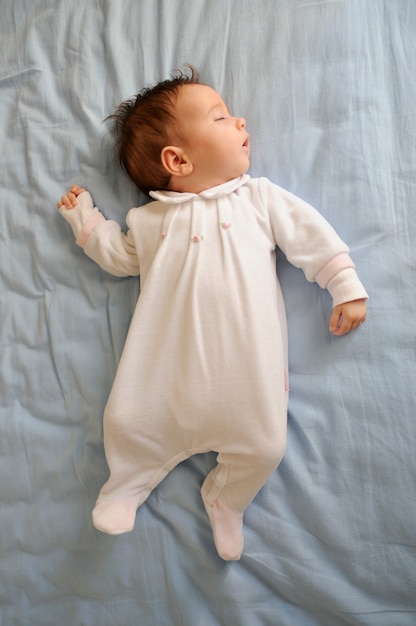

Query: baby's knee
left=252, top=435, right=286, bottom=472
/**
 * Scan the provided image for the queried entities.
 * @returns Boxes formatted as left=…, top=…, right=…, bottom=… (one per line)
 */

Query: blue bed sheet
left=1, top=1, right=415, bottom=624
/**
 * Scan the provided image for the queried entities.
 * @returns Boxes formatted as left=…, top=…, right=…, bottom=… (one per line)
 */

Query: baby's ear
left=161, top=146, right=193, bottom=177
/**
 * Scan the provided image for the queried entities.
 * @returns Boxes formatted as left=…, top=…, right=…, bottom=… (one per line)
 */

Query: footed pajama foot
left=92, top=495, right=142, bottom=535
left=202, top=495, right=244, bottom=561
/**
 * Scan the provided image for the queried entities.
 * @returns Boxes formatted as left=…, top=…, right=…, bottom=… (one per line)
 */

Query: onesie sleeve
left=58, top=191, right=140, bottom=278
left=258, top=178, right=368, bottom=307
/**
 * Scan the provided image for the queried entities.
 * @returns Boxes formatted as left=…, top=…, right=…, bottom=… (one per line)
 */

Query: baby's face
left=174, top=84, right=250, bottom=190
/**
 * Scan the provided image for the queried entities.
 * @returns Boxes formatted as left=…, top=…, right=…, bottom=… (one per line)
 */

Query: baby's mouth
left=243, top=135, right=250, bottom=148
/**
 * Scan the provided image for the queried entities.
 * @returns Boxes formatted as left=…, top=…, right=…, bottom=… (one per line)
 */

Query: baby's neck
left=168, top=176, right=234, bottom=195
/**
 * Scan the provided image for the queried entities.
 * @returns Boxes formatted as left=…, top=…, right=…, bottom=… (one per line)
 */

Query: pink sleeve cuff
left=314, top=252, right=355, bottom=288
left=76, top=211, right=106, bottom=248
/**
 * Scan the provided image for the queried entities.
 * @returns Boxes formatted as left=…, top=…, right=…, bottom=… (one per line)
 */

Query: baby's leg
left=201, top=435, right=286, bottom=560
left=93, top=441, right=197, bottom=535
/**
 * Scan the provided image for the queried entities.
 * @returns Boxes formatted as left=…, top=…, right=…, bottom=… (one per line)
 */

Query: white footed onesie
left=59, top=175, right=368, bottom=560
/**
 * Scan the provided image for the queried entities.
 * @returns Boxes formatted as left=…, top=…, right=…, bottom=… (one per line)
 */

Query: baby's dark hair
left=107, top=66, right=200, bottom=194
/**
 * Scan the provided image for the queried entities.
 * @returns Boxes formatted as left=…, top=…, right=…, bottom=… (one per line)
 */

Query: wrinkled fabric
left=1, top=1, right=415, bottom=625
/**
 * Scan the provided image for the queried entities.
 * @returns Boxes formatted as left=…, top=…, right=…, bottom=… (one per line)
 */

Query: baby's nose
left=236, top=117, right=246, bottom=129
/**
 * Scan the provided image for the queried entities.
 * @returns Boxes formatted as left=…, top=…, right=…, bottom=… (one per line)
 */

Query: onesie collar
left=149, top=175, right=250, bottom=204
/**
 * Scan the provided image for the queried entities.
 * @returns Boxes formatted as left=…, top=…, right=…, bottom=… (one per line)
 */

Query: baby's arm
left=329, top=298, right=367, bottom=336
left=57, top=185, right=140, bottom=277
left=260, top=180, right=368, bottom=336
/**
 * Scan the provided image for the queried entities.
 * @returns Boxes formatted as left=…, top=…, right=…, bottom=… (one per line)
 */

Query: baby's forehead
left=175, top=83, right=227, bottom=116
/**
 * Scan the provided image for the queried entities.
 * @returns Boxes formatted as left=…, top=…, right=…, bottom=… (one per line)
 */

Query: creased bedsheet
left=1, top=1, right=415, bottom=624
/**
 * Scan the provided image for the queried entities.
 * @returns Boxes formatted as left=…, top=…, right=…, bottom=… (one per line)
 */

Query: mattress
left=1, top=1, right=415, bottom=624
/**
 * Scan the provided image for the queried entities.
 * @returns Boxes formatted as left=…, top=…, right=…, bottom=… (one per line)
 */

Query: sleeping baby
left=57, top=67, right=367, bottom=560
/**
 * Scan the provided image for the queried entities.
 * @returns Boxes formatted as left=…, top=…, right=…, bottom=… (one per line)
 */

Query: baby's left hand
left=329, top=299, right=367, bottom=336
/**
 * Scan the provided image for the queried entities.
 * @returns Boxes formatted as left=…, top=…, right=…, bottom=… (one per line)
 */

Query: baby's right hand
left=57, top=185, right=87, bottom=210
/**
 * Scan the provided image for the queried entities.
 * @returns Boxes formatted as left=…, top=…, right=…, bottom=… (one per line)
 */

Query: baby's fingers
left=56, top=185, right=86, bottom=209
left=57, top=192, right=77, bottom=210
left=70, top=185, right=86, bottom=197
